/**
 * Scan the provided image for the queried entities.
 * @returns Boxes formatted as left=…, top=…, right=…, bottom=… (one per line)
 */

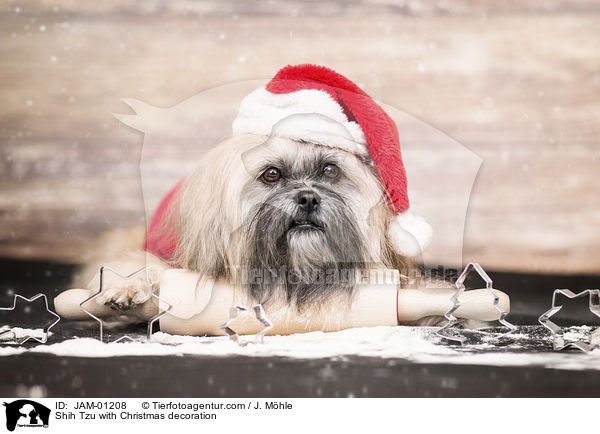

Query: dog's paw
left=88, top=268, right=156, bottom=311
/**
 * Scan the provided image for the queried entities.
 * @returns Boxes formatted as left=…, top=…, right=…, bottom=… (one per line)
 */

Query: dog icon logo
left=3, top=400, right=50, bottom=432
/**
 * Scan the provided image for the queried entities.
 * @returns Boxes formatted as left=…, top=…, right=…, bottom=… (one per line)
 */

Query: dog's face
left=177, top=134, right=405, bottom=307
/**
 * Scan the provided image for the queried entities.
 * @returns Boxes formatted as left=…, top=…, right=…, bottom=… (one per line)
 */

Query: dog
left=71, top=64, right=453, bottom=326
left=73, top=133, right=421, bottom=311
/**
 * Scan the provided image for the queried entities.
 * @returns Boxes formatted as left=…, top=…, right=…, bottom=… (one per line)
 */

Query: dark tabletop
left=1, top=258, right=600, bottom=398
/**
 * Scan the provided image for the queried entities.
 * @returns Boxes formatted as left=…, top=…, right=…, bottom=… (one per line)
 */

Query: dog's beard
left=243, top=184, right=368, bottom=308
left=176, top=136, right=400, bottom=309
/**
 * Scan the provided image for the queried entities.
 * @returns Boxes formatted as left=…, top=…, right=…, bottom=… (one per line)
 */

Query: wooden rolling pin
left=54, top=269, right=510, bottom=336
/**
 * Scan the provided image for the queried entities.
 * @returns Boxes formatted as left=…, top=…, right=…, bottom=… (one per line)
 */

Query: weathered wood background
left=1, top=0, right=599, bottom=273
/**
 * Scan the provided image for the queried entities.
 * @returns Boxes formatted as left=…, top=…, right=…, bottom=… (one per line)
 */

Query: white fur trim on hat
left=388, top=212, right=433, bottom=257
left=270, top=113, right=369, bottom=156
left=232, top=87, right=367, bottom=155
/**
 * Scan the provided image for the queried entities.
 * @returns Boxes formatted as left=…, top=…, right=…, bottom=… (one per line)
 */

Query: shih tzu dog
left=73, top=64, right=436, bottom=320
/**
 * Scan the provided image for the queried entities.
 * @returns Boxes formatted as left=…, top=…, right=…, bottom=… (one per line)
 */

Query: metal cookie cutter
left=145, top=273, right=173, bottom=343
left=437, top=262, right=516, bottom=343
left=538, top=289, right=600, bottom=352
left=0, top=293, right=61, bottom=345
left=80, top=266, right=172, bottom=343
left=221, top=304, right=273, bottom=346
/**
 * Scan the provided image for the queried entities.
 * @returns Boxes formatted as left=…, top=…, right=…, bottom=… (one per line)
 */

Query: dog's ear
left=366, top=196, right=415, bottom=274
left=176, top=158, right=229, bottom=276
left=175, top=138, right=253, bottom=277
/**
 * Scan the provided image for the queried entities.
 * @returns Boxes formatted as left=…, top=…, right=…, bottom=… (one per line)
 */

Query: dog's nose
left=296, top=190, right=320, bottom=212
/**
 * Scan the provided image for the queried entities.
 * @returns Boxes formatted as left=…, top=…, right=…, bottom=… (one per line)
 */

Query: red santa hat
left=232, top=64, right=432, bottom=257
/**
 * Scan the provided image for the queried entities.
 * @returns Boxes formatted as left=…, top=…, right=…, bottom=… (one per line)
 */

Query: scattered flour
left=0, top=325, right=49, bottom=341
left=562, top=325, right=594, bottom=343
left=1, top=325, right=599, bottom=371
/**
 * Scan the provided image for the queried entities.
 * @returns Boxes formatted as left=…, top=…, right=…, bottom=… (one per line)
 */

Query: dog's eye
left=262, top=167, right=281, bottom=183
left=323, top=164, right=340, bottom=179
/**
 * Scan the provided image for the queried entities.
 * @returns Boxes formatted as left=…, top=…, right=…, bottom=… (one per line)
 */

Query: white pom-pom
left=388, top=212, right=433, bottom=257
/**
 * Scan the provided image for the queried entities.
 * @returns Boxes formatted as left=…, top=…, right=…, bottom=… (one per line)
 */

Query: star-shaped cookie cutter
left=437, top=262, right=516, bottom=343
left=221, top=304, right=273, bottom=346
left=146, top=281, right=172, bottom=343
left=80, top=266, right=172, bottom=343
left=0, top=293, right=61, bottom=345
left=538, top=288, right=600, bottom=352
